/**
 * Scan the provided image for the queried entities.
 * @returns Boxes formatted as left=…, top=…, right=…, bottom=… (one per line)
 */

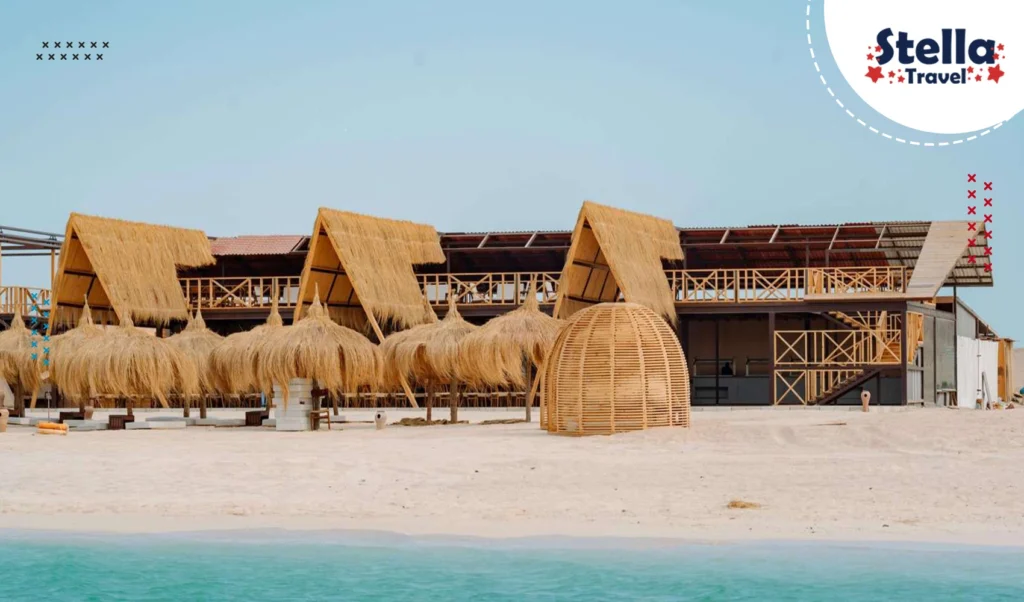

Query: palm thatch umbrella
left=49, top=300, right=104, bottom=412
left=166, top=308, right=224, bottom=417
left=0, top=312, right=42, bottom=414
left=208, top=296, right=284, bottom=413
left=381, top=297, right=477, bottom=422
left=55, top=315, right=200, bottom=414
left=459, top=282, right=564, bottom=422
left=256, top=286, right=381, bottom=410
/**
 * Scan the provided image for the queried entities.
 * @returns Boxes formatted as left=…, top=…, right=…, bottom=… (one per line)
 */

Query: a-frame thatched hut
left=48, top=213, right=214, bottom=329
left=552, top=201, right=682, bottom=324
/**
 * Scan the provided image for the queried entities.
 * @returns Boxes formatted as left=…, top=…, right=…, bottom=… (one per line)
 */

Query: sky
left=1, top=0, right=1020, bottom=336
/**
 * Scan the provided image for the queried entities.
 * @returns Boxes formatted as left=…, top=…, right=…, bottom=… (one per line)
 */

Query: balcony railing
left=177, top=266, right=911, bottom=313
left=180, top=276, right=301, bottom=311
left=0, top=286, right=51, bottom=318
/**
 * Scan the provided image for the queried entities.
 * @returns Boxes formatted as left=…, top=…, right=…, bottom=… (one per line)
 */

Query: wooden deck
left=0, top=286, right=51, bottom=321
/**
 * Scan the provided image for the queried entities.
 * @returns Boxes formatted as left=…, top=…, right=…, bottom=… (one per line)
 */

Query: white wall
left=957, top=336, right=999, bottom=408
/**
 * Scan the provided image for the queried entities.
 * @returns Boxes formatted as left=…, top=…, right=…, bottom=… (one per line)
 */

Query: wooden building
left=2, top=209, right=997, bottom=407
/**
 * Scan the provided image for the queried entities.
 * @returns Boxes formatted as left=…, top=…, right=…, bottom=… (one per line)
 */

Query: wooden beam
left=571, top=258, right=610, bottom=271
left=828, top=225, right=841, bottom=251
left=477, top=234, right=490, bottom=249
left=62, top=268, right=95, bottom=278
left=769, top=226, right=780, bottom=244
left=363, top=309, right=419, bottom=409
left=525, top=232, right=538, bottom=248
left=719, top=229, right=730, bottom=245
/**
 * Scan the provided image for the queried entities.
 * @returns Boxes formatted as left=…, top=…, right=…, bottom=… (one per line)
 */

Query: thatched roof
left=0, top=313, right=41, bottom=392
left=458, top=283, right=564, bottom=388
left=53, top=314, right=200, bottom=403
left=381, top=299, right=477, bottom=387
left=256, top=287, right=381, bottom=399
left=166, top=309, right=224, bottom=394
left=553, top=201, right=682, bottom=324
left=50, top=213, right=214, bottom=328
left=295, top=208, right=444, bottom=332
left=209, top=302, right=284, bottom=395
left=49, top=301, right=105, bottom=401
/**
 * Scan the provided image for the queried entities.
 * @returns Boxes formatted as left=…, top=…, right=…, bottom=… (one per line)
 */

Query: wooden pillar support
left=364, top=309, right=419, bottom=408
left=900, top=309, right=908, bottom=406
left=769, top=312, right=777, bottom=405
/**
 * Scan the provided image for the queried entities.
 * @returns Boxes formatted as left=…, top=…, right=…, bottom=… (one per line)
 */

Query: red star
left=997, top=43, right=1004, bottom=51
left=867, top=53, right=874, bottom=60
left=967, top=206, right=976, bottom=214
left=968, top=256, right=977, bottom=264
left=988, top=64, right=1005, bottom=83
left=992, top=52, right=1000, bottom=60
left=975, top=74, right=983, bottom=82
left=866, top=65, right=884, bottom=83
left=875, top=45, right=882, bottom=53
left=888, top=70, right=895, bottom=78
left=898, top=74, right=905, bottom=83
left=984, top=263, right=992, bottom=272
left=967, top=66, right=974, bottom=74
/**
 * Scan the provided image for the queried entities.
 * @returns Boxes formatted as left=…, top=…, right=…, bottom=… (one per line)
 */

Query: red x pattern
left=984, top=182, right=992, bottom=191
left=968, top=190, right=977, bottom=198
left=967, top=174, right=976, bottom=182
left=967, top=206, right=976, bottom=214
left=984, top=198, right=992, bottom=206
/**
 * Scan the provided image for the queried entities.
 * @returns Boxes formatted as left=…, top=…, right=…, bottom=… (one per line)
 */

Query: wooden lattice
left=543, top=302, right=690, bottom=436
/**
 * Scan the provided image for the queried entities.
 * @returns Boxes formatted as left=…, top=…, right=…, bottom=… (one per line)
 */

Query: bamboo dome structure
left=256, top=287, right=382, bottom=405
left=54, top=315, right=200, bottom=410
left=381, top=298, right=477, bottom=422
left=0, top=313, right=41, bottom=406
left=209, top=297, right=284, bottom=396
left=459, top=282, right=564, bottom=421
left=543, top=303, right=690, bottom=436
left=166, top=308, right=224, bottom=416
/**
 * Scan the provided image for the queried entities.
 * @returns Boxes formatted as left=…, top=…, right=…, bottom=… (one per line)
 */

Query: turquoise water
left=1, top=532, right=1022, bottom=601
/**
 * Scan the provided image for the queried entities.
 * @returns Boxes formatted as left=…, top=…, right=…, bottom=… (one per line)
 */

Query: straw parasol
left=381, top=297, right=477, bottom=422
left=49, top=300, right=104, bottom=410
left=459, top=281, right=564, bottom=422
left=208, top=296, right=284, bottom=405
left=0, top=312, right=41, bottom=413
left=166, top=308, right=224, bottom=417
left=54, top=314, right=200, bottom=413
left=256, top=286, right=382, bottom=408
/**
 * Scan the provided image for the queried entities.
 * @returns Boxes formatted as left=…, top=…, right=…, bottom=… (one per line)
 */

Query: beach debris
left=727, top=499, right=761, bottom=510
left=394, top=417, right=467, bottom=427
left=479, top=418, right=527, bottom=425
left=815, top=421, right=848, bottom=427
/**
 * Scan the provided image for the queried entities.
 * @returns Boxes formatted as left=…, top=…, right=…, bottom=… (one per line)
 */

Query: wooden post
left=183, top=396, right=190, bottom=418
left=13, top=383, right=24, bottom=417
left=426, top=383, right=434, bottom=422
left=126, top=398, right=134, bottom=418
left=769, top=312, right=776, bottom=405
left=900, top=309, right=908, bottom=406
left=714, top=317, right=720, bottom=405
left=332, top=393, right=339, bottom=416
left=524, top=362, right=534, bottom=423
left=449, top=380, right=459, bottom=423
left=50, top=249, right=56, bottom=292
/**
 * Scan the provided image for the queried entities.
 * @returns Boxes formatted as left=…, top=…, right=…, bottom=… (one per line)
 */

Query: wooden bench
left=108, top=414, right=135, bottom=430
left=58, top=411, right=85, bottom=424
left=245, top=410, right=269, bottom=427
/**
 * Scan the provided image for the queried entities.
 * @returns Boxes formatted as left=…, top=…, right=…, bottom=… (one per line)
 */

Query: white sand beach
left=1, top=407, right=1022, bottom=546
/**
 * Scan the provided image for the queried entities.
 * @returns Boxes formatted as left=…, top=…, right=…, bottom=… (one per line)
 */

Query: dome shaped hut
left=543, top=303, right=690, bottom=436
left=166, top=308, right=224, bottom=417
left=209, top=295, right=284, bottom=403
left=459, top=281, right=563, bottom=422
left=0, top=312, right=41, bottom=413
left=255, top=286, right=381, bottom=408
left=49, top=300, right=104, bottom=411
left=381, top=298, right=476, bottom=423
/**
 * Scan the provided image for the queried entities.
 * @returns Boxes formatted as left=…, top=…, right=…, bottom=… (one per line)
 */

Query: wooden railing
left=0, top=286, right=51, bottom=318
left=418, top=272, right=560, bottom=305
left=775, top=369, right=865, bottom=405
left=180, top=276, right=301, bottom=311
left=668, top=266, right=907, bottom=304
left=177, top=266, right=910, bottom=313
left=774, top=329, right=902, bottom=367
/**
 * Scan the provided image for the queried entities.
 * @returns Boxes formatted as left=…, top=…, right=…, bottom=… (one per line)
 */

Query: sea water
left=0, top=532, right=1021, bottom=601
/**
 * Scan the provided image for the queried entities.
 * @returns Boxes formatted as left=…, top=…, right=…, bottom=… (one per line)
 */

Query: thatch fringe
left=166, top=309, right=224, bottom=394
left=0, top=312, right=41, bottom=393
left=458, top=282, right=564, bottom=388
left=51, top=213, right=214, bottom=328
left=381, top=298, right=477, bottom=388
left=49, top=301, right=104, bottom=402
left=556, top=201, right=682, bottom=324
left=208, top=301, right=284, bottom=395
left=256, top=286, right=381, bottom=398
left=54, top=313, right=200, bottom=401
left=298, top=208, right=443, bottom=331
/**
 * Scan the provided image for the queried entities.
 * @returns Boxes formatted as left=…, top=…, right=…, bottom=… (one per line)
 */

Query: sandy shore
left=1, top=407, right=1022, bottom=546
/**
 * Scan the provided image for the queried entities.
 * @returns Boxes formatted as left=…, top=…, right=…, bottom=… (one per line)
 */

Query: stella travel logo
left=865, top=29, right=1005, bottom=86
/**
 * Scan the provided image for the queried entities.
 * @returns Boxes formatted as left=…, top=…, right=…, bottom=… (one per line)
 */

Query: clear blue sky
left=1, top=0, right=1020, bottom=336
